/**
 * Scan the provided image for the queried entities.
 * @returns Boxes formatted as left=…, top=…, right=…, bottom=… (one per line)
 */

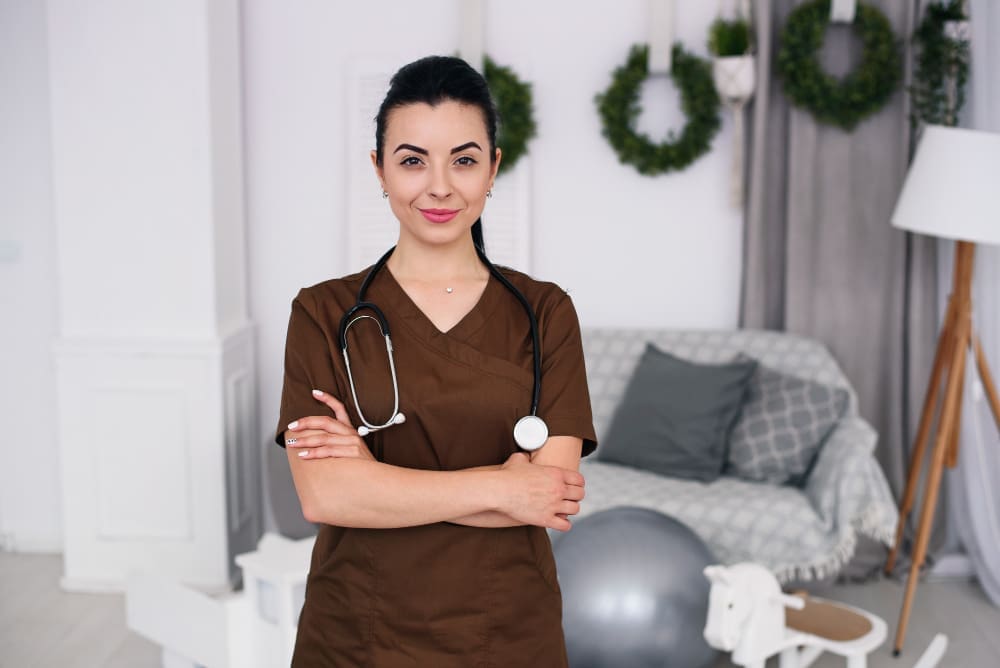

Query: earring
left=486, top=189, right=493, bottom=199
left=382, top=189, right=388, bottom=199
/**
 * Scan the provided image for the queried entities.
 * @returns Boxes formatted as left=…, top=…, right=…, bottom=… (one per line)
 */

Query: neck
left=387, top=232, right=488, bottom=282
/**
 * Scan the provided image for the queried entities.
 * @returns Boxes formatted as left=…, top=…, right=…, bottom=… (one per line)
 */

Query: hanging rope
left=459, top=0, right=484, bottom=73
left=648, top=0, right=675, bottom=74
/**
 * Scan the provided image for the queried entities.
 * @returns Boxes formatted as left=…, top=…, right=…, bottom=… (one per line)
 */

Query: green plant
left=776, top=0, right=901, bottom=131
left=708, top=18, right=752, bottom=57
left=483, top=55, right=537, bottom=176
left=910, top=0, right=969, bottom=127
left=594, top=43, right=721, bottom=175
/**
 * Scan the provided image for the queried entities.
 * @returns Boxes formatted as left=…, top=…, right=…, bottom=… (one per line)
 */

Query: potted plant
left=709, top=17, right=751, bottom=58
left=708, top=17, right=755, bottom=103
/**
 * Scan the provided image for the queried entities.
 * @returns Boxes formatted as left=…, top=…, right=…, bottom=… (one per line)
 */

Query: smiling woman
left=273, top=55, right=597, bottom=667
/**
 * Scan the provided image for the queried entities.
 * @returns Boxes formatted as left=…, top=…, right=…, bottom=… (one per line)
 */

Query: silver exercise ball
left=553, top=506, right=719, bottom=668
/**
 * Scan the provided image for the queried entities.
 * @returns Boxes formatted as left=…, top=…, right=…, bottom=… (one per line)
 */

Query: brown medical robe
left=274, top=262, right=598, bottom=667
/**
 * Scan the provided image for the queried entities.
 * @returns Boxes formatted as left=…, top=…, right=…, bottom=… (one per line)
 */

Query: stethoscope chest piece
left=514, top=415, right=548, bottom=451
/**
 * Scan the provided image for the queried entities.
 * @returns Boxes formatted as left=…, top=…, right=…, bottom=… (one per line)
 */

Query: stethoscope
left=337, top=245, right=549, bottom=451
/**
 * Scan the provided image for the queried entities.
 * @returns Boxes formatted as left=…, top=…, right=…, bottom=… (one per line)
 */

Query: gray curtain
left=943, top=0, right=1000, bottom=607
left=739, top=0, right=943, bottom=578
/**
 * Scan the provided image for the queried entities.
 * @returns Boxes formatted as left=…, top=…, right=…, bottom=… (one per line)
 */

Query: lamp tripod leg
left=886, top=296, right=955, bottom=575
left=972, top=333, right=1000, bottom=433
left=945, top=336, right=969, bottom=469
left=892, top=297, right=972, bottom=655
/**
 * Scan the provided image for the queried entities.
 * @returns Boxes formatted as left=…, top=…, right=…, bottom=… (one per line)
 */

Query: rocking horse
left=702, top=562, right=948, bottom=668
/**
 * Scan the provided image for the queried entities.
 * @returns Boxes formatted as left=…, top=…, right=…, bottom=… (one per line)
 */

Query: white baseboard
left=0, top=531, right=62, bottom=554
left=926, top=552, right=975, bottom=581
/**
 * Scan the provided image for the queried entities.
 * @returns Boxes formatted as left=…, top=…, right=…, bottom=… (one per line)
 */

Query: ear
left=490, top=146, right=502, bottom=181
left=370, top=150, right=385, bottom=189
left=704, top=565, right=730, bottom=585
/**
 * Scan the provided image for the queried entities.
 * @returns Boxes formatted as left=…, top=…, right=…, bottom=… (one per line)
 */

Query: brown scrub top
left=274, top=261, right=598, bottom=668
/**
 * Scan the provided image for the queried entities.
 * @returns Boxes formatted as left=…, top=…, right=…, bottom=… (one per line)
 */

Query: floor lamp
left=884, top=125, right=1000, bottom=655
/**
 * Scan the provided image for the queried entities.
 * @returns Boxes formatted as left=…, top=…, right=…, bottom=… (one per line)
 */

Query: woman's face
left=372, top=99, right=501, bottom=249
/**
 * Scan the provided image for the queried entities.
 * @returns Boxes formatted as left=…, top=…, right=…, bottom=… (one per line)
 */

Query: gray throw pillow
left=726, top=363, right=849, bottom=485
left=597, top=343, right=758, bottom=483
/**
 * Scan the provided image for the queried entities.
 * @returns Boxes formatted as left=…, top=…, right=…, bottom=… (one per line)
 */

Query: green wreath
left=483, top=55, right=537, bottom=176
left=910, top=0, right=969, bottom=127
left=595, top=43, right=721, bottom=176
left=777, top=0, right=901, bottom=131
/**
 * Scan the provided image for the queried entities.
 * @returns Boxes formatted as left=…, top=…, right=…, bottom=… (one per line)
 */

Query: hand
left=499, top=452, right=586, bottom=532
left=284, top=389, right=376, bottom=462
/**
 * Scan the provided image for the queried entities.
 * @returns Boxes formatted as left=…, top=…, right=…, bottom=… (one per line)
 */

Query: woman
left=275, top=55, right=597, bottom=667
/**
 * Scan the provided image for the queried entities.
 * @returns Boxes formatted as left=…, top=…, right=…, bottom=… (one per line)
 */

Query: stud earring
left=382, top=189, right=388, bottom=199
left=486, top=189, right=493, bottom=199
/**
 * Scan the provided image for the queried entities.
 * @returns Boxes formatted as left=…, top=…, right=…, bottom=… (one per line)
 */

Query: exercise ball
left=553, top=506, right=719, bottom=668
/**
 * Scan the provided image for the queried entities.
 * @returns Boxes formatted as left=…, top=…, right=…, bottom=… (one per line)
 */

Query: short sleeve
left=274, top=289, right=341, bottom=448
left=537, top=292, right=598, bottom=457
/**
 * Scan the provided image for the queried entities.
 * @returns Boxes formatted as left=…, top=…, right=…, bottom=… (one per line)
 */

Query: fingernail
left=286, top=438, right=297, bottom=445
left=312, top=389, right=323, bottom=396
left=298, top=450, right=309, bottom=458
left=287, top=421, right=298, bottom=429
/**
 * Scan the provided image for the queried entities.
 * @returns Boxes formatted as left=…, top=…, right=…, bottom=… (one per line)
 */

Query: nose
left=427, top=163, right=452, bottom=200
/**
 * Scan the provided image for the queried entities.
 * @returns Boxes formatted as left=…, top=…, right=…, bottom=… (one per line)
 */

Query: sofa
left=549, top=328, right=899, bottom=584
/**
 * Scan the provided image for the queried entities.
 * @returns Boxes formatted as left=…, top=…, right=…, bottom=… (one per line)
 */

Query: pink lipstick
left=420, top=208, right=460, bottom=223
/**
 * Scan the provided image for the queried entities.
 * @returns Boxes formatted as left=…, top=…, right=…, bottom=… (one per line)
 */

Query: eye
left=455, top=156, right=478, bottom=166
left=400, top=156, right=423, bottom=167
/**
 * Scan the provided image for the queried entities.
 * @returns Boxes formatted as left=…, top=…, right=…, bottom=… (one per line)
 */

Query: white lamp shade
left=891, top=125, right=1000, bottom=246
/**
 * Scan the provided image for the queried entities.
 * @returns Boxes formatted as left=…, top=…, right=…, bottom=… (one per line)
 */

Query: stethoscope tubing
left=339, top=244, right=543, bottom=438
left=341, top=313, right=403, bottom=434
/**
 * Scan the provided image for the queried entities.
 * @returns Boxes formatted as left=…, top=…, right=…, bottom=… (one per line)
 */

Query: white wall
left=1, top=0, right=744, bottom=548
left=0, top=0, right=62, bottom=551
left=244, top=0, right=743, bottom=532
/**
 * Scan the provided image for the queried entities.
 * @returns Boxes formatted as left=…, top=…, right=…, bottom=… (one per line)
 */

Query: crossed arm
left=283, top=390, right=584, bottom=530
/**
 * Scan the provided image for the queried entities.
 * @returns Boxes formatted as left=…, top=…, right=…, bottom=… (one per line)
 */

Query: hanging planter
left=708, top=16, right=755, bottom=206
left=595, top=43, right=721, bottom=176
left=910, top=0, right=970, bottom=128
left=776, top=0, right=902, bottom=131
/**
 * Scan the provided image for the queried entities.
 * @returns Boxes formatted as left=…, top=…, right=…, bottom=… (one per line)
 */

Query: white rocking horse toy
left=703, top=562, right=948, bottom=668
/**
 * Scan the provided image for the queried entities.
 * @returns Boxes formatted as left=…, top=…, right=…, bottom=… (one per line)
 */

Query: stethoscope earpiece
left=355, top=413, right=403, bottom=438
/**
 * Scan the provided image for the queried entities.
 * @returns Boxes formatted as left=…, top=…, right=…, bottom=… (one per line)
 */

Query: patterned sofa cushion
left=726, top=362, right=849, bottom=485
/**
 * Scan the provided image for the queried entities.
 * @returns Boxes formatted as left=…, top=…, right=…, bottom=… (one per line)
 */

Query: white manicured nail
left=312, top=389, right=323, bottom=396
left=287, top=421, right=298, bottom=429
left=298, top=450, right=309, bottom=458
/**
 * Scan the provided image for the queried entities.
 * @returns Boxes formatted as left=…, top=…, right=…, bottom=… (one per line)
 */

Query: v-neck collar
left=373, top=263, right=503, bottom=341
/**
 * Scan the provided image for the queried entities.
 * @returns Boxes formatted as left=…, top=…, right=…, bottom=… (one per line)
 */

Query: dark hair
left=374, top=55, right=498, bottom=253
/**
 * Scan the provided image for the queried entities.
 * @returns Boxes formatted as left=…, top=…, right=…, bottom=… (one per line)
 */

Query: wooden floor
left=2, top=552, right=998, bottom=667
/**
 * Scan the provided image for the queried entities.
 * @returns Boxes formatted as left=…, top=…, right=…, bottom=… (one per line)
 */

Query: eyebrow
left=393, top=141, right=483, bottom=155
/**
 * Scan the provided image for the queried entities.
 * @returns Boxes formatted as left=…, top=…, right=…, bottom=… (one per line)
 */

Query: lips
left=419, top=208, right=460, bottom=223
